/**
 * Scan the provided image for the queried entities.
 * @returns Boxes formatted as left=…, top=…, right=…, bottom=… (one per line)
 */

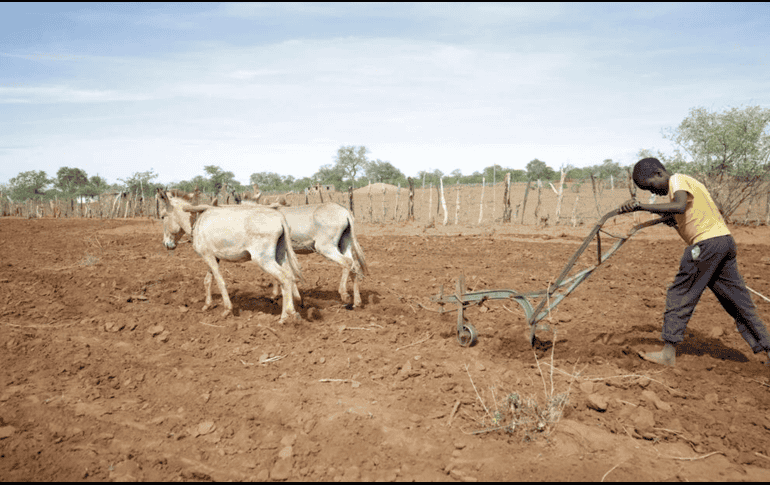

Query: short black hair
left=632, top=158, right=666, bottom=189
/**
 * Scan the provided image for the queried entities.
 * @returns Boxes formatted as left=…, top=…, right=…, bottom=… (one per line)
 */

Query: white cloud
left=0, top=85, right=153, bottom=104
left=229, top=69, right=284, bottom=80
left=2, top=3, right=768, bottom=186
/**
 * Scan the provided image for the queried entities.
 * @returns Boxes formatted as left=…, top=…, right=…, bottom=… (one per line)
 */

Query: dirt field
left=2, top=215, right=770, bottom=481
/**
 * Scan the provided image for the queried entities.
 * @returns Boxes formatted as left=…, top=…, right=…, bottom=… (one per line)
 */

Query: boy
left=619, top=157, right=770, bottom=367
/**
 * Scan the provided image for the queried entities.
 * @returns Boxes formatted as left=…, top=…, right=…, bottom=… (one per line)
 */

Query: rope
left=747, top=285, right=770, bottom=304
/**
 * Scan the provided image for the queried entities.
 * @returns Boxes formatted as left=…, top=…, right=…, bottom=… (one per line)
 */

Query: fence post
left=554, top=168, right=566, bottom=225
left=440, top=177, right=448, bottom=226
left=590, top=174, right=601, bottom=217
left=478, top=177, right=485, bottom=225
left=534, top=179, right=543, bottom=224
left=366, top=183, right=372, bottom=222
left=765, top=190, right=770, bottom=226
left=111, top=193, right=121, bottom=218
left=427, top=183, right=433, bottom=223
left=394, top=183, right=401, bottom=222
left=436, top=182, right=441, bottom=219
left=520, top=181, right=531, bottom=224
left=422, top=175, right=426, bottom=221
left=382, top=183, right=386, bottom=221
left=348, top=186, right=354, bottom=216
left=455, top=184, right=460, bottom=225
left=407, top=177, right=415, bottom=221
left=503, top=173, right=512, bottom=223
left=571, top=195, right=580, bottom=227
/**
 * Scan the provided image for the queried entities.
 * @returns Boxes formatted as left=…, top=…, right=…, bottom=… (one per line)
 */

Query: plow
left=430, top=209, right=672, bottom=347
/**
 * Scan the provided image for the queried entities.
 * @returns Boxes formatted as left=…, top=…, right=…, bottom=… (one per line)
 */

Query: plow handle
left=529, top=209, right=671, bottom=331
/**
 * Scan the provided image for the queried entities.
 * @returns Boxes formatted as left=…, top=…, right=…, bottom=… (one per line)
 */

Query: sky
left=1, top=2, right=769, bottom=187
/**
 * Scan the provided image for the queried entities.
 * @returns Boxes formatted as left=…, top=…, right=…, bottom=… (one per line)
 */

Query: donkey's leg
left=315, top=243, right=355, bottom=304
left=201, top=271, right=214, bottom=311
left=201, top=255, right=233, bottom=318
left=352, top=271, right=362, bottom=307
left=340, top=232, right=364, bottom=307
left=249, top=247, right=298, bottom=324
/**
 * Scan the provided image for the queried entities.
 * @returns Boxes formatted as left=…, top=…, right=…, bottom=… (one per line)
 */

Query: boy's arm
left=619, top=190, right=687, bottom=215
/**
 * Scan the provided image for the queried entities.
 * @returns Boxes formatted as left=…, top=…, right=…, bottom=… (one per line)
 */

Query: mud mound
left=353, top=182, right=400, bottom=194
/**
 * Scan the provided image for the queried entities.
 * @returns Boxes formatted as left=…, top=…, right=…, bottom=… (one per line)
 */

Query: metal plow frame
left=431, top=209, right=670, bottom=347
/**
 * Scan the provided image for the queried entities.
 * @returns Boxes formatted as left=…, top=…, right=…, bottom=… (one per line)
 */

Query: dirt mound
left=353, top=182, right=400, bottom=194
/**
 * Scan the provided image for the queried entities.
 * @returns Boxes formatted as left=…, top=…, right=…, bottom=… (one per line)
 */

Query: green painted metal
left=431, top=209, right=671, bottom=347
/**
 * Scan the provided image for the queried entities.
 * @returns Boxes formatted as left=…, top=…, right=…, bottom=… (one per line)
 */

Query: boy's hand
left=619, top=199, right=642, bottom=214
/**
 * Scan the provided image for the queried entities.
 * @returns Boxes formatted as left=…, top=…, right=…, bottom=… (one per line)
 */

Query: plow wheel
left=457, top=322, right=478, bottom=347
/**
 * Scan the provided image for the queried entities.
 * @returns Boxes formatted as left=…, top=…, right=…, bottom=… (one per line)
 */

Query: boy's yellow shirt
left=669, top=173, right=730, bottom=246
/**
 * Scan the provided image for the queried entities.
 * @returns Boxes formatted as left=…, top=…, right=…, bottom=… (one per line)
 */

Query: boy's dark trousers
left=663, top=234, right=770, bottom=353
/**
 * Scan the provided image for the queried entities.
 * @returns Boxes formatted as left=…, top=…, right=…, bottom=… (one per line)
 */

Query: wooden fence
left=2, top=179, right=769, bottom=227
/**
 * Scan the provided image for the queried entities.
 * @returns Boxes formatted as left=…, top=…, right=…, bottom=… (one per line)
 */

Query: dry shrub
left=465, top=331, right=577, bottom=441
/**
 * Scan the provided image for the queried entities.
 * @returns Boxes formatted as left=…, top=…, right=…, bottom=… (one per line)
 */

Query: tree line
left=2, top=105, right=768, bottom=221
left=0, top=150, right=636, bottom=202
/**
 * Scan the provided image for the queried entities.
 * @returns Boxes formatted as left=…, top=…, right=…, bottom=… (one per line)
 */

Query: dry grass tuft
left=464, top=331, right=578, bottom=441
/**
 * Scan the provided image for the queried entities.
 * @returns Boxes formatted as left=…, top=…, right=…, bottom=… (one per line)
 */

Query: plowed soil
left=1, top=216, right=770, bottom=481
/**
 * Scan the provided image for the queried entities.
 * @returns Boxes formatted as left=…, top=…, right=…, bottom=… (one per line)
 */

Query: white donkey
left=239, top=195, right=368, bottom=307
left=158, top=189, right=303, bottom=323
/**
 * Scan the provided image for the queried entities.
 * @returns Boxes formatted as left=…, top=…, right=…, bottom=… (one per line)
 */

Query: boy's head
left=632, top=157, right=670, bottom=195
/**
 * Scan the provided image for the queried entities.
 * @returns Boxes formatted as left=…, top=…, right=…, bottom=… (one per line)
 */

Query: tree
left=289, top=176, right=314, bottom=193
left=250, top=172, right=287, bottom=191
left=596, top=159, right=623, bottom=179
left=81, top=175, right=110, bottom=199
left=119, top=170, right=159, bottom=198
left=333, top=146, right=370, bottom=186
left=525, top=159, right=555, bottom=180
left=662, top=105, right=770, bottom=221
left=447, top=169, right=463, bottom=182
left=365, top=159, right=405, bottom=185
left=313, top=164, right=347, bottom=189
left=482, top=164, right=503, bottom=182
left=176, top=175, right=211, bottom=194
left=7, top=170, right=51, bottom=201
left=54, top=167, right=89, bottom=199
left=204, top=165, right=237, bottom=194
left=509, top=169, right=528, bottom=182
left=414, top=169, right=445, bottom=186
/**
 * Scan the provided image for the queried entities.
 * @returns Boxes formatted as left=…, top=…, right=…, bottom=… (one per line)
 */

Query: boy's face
left=644, top=170, right=669, bottom=196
